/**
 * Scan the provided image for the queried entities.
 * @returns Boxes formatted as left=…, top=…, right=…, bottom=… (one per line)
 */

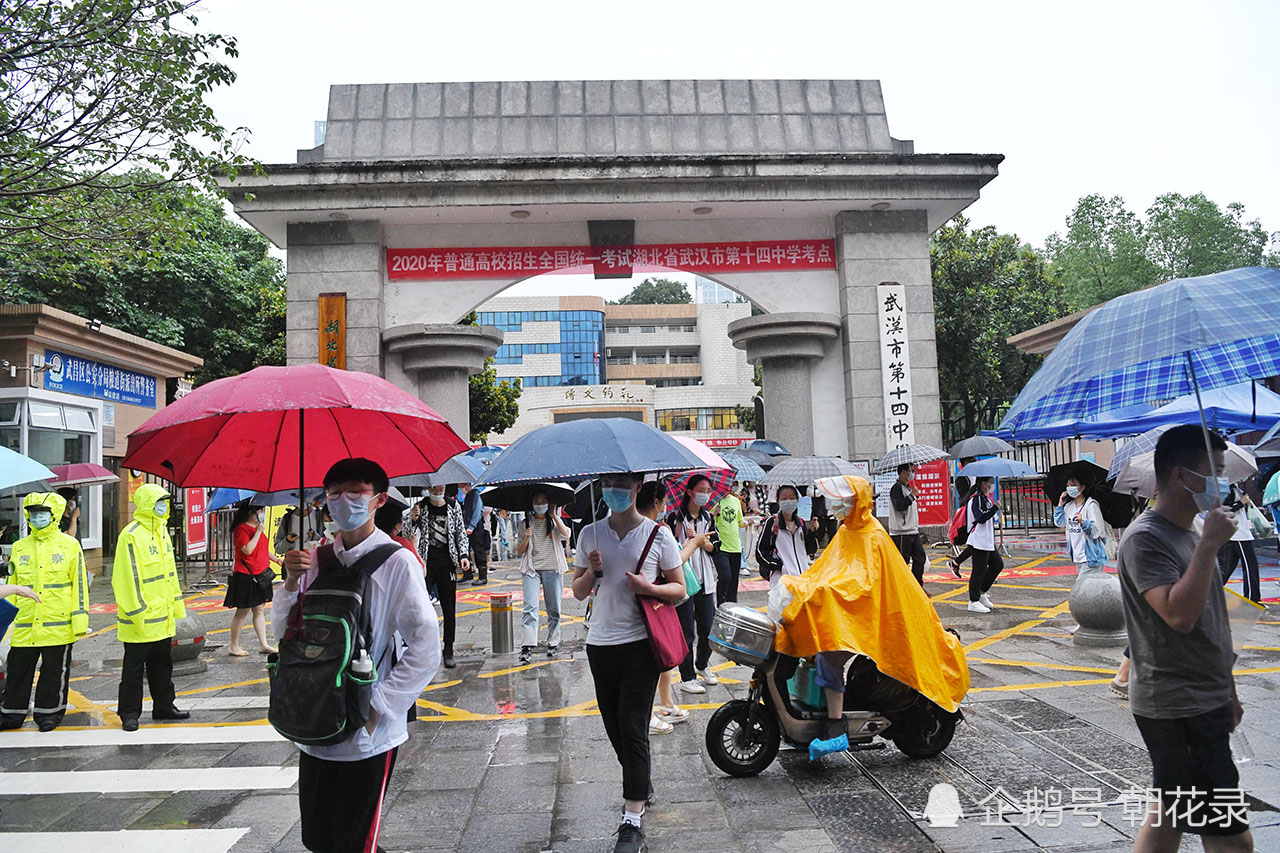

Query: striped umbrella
left=761, top=456, right=862, bottom=488
left=720, top=453, right=767, bottom=482
left=663, top=468, right=736, bottom=514
left=1108, top=425, right=1172, bottom=480
left=872, top=444, right=951, bottom=474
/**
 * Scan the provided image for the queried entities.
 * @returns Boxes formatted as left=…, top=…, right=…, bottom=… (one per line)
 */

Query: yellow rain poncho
left=775, top=475, right=969, bottom=713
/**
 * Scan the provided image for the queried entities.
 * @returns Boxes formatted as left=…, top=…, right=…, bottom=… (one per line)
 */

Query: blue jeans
left=521, top=570, right=563, bottom=648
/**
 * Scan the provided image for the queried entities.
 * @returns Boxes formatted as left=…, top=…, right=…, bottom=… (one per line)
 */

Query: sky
left=201, top=0, right=1280, bottom=300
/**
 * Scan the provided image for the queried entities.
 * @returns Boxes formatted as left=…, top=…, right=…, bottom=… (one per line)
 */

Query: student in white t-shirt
left=571, top=472, right=684, bottom=853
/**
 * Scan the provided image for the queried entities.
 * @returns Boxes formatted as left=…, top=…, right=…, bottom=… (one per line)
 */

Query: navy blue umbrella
left=473, top=418, right=705, bottom=488
left=736, top=439, right=791, bottom=456
left=956, top=458, right=1040, bottom=479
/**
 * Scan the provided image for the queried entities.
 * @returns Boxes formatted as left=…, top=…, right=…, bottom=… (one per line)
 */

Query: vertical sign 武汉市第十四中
left=318, top=294, right=346, bottom=370
left=876, top=282, right=914, bottom=449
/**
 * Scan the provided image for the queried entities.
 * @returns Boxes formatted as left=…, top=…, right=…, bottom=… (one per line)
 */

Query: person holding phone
left=517, top=489, right=571, bottom=663
left=665, top=475, right=719, bottom=695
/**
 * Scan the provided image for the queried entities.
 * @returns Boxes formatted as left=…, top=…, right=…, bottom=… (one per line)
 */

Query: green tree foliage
left=1046, top=193, right=1276, bottom=310
left=459, top=312, right=522, bottom=443
left=0, top=0, right=254, bottom=257
left=611, top=277, right=691, bottom=305
left=932, top=217, right=1067, bottom=442
left=0, top=178, right=284, bottom=385
left=735, top=364, right=763, bottom=434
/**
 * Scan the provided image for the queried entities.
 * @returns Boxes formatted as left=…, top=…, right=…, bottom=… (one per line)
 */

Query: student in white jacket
left=278, top=458, right=440, bottom=853
left=1053, top=477, right=1107, bottom=573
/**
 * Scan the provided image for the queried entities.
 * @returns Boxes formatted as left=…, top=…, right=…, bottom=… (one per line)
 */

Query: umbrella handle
left=1186, top=353, right=1224, bottom=499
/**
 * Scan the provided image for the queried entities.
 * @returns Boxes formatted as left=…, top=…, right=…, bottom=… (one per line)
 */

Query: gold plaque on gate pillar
left=318, top=293, right=346, bottom=370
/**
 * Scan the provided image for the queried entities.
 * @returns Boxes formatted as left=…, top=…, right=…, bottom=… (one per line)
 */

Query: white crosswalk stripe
left=0, top=722, right=283, bottom=748
left=0, top=765, right=298, bottom=794
left=0, top=829, right=250, bottom=853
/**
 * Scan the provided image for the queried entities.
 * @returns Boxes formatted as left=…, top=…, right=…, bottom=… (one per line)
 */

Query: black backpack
left=267, top=542, right=401, bottom=746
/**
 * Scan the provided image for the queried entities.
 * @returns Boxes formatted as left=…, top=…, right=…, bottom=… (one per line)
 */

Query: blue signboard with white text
left=43, top=349, right=157, bottom=408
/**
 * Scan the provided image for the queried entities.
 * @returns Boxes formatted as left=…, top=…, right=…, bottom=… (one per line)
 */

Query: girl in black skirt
left=223, top=503, right=282, bottom=655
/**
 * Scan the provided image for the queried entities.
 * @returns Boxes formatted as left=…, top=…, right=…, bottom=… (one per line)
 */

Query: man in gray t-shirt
left=1116, top=425, right=1251, bottom=851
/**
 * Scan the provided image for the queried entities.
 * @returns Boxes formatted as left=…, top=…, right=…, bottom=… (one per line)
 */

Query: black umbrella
left=479, top=482, right=575, bottom=513
left=1045, top=460, right=1134, bottom=529
left=733, top=448, right=788, bottom=471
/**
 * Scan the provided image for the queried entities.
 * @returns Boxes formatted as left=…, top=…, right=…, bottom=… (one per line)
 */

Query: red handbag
left=633, top=525, right=687, bottom=671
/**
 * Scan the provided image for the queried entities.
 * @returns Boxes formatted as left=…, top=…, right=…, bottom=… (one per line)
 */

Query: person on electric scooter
left=770, top=475, right=969, bottom=759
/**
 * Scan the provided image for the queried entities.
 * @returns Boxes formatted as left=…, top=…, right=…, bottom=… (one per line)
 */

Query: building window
left=613, top=326, right=629, bottom=334
left=656, top=407, right=740, bottom=432
left=639, top=326, right=656, bottom=333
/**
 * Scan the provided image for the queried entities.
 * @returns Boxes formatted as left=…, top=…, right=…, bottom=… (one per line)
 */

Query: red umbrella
left=663, top=468, right=736, bottom=515
left=50, top=463, right=119, bottom=487
left=122, top=364, right=468, bottom=492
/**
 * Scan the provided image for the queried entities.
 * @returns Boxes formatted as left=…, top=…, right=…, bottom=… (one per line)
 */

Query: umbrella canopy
left=473, top=418, right=705, bottom=488
left=1255, top=419, right=1280, bottom=459
left=122, top=364, right=468, bottom=491
left=0, top=446, right=55, bottom=492
left=385, top=486, right=411, bottom=514
left=1114, top=443, right=1257, bottom=498
left=392, top=453, right=486, bottom=488
left=663, top=468, right=736, bottom=515
left=1000, top=267, right=1280, bottom=434
left=956, top=458, right=1040, bottom=479
left=736, top=439, right=791, bottom=456
left=480, top=482, right=575, bottom=512
left=762, top=456, right=862, bottom=488
left=731, top=447, right=786, bottom=471
left=947, top=435, right=1014, bottom=459
left=49, top=463, right=119, bottom=487
left=465, top=445, right=505, bottom=466
left=989, top=401, right=1159, bottom=442
left=1264, top=475, right=1279, bottom=506
left=1081, top=381, right=1280, bottom=438
left=873, top=444, right=951, bottom=474
left=671, top=436, right=732, bottom=470
left=206, top=487, right=325, bottom=512
left=720, top=452, right=767, bottom=482
left=1044, top=460, right=1110, bottom=504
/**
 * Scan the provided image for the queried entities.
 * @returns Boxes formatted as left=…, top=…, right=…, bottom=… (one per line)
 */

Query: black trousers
left=676, top=590, right=715, bottom=682
left=117, top=638, right=176, bottom=720
left=1, top=643, right=73, bottom=729
left=469, top=528, right=491, bottom=579
left=893, top=533, right=927, bottom=586
left=1218, top=540, right=1261, bottom=602
left=426, top=560, right=456, bottom=650
left=969, top=549, right=1004, bottom=601
left=713, top=550, right=742, bottom=605
left=586, top=640, right=660, bottom=803
left=299, top=747, right=399, bottom=853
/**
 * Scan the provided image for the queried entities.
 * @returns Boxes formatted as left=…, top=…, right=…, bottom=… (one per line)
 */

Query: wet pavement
left=2, top=545, right=1280, bottom=852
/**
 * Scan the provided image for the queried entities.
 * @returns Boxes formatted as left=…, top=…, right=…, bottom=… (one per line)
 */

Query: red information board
left=913, top=460, right=952, bottom=526
left=185, top=487, right=207, bottom=556
left=386, top=239, right=836, bottom=280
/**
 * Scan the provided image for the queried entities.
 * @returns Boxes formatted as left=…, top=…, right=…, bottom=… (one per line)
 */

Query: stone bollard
left=171, top=611, right=209, bottom=676
left=1069, top=566, right=1128, bottom=646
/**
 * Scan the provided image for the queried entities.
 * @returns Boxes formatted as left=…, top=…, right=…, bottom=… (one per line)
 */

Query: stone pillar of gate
left=835, top=210, right=942, bottom=459
left=383, top=324, right=505, bottom=443
left=285, top=220, right=386, bottom=374
left=727, top=313, right=842, bottom=458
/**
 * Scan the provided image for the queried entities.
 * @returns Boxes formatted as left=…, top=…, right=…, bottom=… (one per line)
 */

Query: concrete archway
left=223, top=79, right=1000, bottom=458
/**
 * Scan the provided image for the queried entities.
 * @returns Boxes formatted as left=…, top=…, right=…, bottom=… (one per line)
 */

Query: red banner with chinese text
left=913, top=460, right=951, bottom=527
left=386, top=239, right=836, bottom=280
left=185, top=488, right=207, bottom=556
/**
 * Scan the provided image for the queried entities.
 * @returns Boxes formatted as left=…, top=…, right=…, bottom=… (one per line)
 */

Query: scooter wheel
left=890, top=698, right=957, bottom=759
left=705, top=699, right=780, bottom=777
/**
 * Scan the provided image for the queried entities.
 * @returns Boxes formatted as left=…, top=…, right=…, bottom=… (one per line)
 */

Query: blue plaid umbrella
left=1000, top=267, right=1280, bottom=435
left=1108, top=425, right=1172, bottom=480
left=720, top=452, right=767, bottom=482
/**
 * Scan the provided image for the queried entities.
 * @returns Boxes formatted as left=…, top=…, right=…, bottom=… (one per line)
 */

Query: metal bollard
left=489, top=591, right=514, bottom=655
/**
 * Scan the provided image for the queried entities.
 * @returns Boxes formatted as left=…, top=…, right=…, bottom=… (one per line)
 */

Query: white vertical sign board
left=876, top=282, right=915, bottom=449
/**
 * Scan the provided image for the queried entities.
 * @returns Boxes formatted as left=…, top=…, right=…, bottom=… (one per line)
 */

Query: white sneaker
left=979, top=593, right=993, bottom=608
left=698, top=668, right=720, bottom=686
left=679, top=679, right=706, bottom=695
left=967, top=601, right=991, bottom=613
left=739, top=567, right=752, bottom=577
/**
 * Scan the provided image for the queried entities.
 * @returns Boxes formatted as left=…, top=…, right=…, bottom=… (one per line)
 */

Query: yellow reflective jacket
left=775, top=475, right=970, bottom=713
left=7, top=492, right=89, bottom=646
left=112, top=483, right=186, bottom=643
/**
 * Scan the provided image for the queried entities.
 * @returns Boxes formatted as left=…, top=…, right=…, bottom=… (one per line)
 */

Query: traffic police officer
left=1, top=492, right=89, bottom=731
left=113, top=483, right=189, bottom=731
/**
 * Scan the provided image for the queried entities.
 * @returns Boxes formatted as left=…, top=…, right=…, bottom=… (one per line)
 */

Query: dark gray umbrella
left=733, top=448, right=787, bottom=472
left=947, top=435, right=1015, bottom=459
left=761, top=456, right=861, bottom=488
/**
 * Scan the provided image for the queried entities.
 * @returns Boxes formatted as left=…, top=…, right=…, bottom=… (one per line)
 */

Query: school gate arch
left=222, top=80, right=1001, bottom=457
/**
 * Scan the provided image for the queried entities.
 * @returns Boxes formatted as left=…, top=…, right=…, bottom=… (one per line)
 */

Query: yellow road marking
left=964, top=600, right=1073, bottom=655
left=1243, top=645, right=1280, bottom=652
left=479, top=659, right=570, bottom=678
left=177, top=677, right=267, bottom=696
left=970, top=658, right=1116, bottom=675
left=970, top=666, right=1280, bottom=694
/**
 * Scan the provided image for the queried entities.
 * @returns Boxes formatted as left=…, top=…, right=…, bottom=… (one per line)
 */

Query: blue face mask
left=1183, top=470, right=1232, bottom=513
left=328, top=492, right=376, bottom=532
left=153, top=499, right=169, bottom=518
left=28, top=510, right=53, bottom=530
left=602, top=487, right=634, bottom=514
left=1065, top=486, right=1080, bottom=499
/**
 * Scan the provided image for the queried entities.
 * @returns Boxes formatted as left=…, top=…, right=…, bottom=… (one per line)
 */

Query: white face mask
left=428, top=494, right=446, bottom=506
left=256, top=510, right=266, bottom=523
left=692, top=492, right=711, bottom=507
left=1065, top=486, right=1080, bottom=499
left=532, top=503, right=549, bottom=516
left=778, top=499, right=799, bottom=515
